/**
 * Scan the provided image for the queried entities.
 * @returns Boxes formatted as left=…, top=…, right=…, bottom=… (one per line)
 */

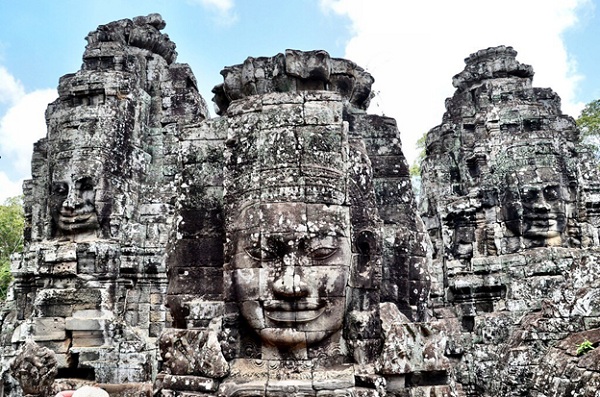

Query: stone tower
left=157, top=49, right=445, bottom=396
left=4, top=15, right=600, bottom=397
left=2, top=15, right=447, bottom=397
left=420, top=46, right=600, bottom=396
left=2, top=14, right=206, bottom=392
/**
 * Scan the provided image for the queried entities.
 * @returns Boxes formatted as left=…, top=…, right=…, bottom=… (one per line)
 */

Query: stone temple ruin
left=420, top=46, right=600, bottom=396
left=1, top=14, right=599, bottom=397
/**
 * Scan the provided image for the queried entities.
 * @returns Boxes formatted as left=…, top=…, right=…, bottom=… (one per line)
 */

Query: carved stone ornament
left=10, top=340, right=58, bottom=396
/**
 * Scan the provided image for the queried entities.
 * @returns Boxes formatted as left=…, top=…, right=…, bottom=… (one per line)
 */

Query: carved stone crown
left=212, top=49, right=374, bottom=115
left=223, top=91, right=350, bottom=208
left=452, top=45, right=534, bottom=92
left=84, top=13, right=177, bottom=66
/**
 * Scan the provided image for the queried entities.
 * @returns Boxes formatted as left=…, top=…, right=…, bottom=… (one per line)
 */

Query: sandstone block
left=32, top=317, right=67, bottom=342
left=72, top=330, right=104, bottom=347
left=66, top=317, right=102, bottom=331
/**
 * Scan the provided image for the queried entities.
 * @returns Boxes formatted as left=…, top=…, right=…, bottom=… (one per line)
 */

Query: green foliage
left=409, top=163, right=421, bottom=177
left=576, top=339, right=595, bottom=356
left=0, top=196, right=24, bottom=300
left=577, top=99, right=600, bottom=151
left=410, top=132, right=427, bottom=177
left=577, top=99, right=600, bottom=137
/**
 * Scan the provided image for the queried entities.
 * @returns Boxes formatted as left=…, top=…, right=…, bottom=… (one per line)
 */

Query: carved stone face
left=50, top=169, right=99, bottom=236
left=231, top=202, right=351, bottom=349
left=502, top=170, right=569, bottom=239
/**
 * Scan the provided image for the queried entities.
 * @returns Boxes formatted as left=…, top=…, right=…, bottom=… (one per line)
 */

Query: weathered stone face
left=492, top=143, right=579, bottom=250
left=2, top=14, right=208, bottom=395
left=156, top=48, right=439, bottom=397
left=232, top=202, right=351, bottom=349
left=3, top=15, right=446, bottom=397
left=501, top=169, right=570, bottom=240
left=218, top=84, right=365, bottom=364
left=420, top=45, right=600, bottom=396
left=49, top=160, right=103, bottom=239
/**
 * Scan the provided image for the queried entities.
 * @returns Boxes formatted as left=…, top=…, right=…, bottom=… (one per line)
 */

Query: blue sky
left=1, top=0, right=599, bottom=202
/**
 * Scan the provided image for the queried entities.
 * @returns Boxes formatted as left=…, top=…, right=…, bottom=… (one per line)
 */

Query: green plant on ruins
left=409, top=132, right=427, bottom=177
left=576, top=339, right=595, bottom=356
left=576, top=99, right=600, bottom=154
left=0, top=196, right=24, bottom=301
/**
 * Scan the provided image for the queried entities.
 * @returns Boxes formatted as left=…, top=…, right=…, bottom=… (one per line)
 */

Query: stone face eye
left=522, top=188, right=539, bottom=202
left=52, top=182, right=68, bottom=196
left=244, top=246, right=278, bottom=261
left=78, top=177, right=95, bottom=191
left=244, top=246, right=263, bottom=261
left=544, top=186, right=560, bottom=201
left=307, top=246, right=337, bottom=260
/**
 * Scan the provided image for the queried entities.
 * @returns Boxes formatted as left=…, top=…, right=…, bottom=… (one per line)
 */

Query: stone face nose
left=61, top=188, right=79, bottom=210
left=272, top=263, right=309, bottom=299
left=532, top=200, right=551, bottom=211
left=530, top=193, right=551, bottom=211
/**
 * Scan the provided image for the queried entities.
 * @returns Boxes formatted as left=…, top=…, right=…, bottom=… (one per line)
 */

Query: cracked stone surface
left=159, top=49, right=438, bottom=396
left=2, top=13, right=206, bottom=395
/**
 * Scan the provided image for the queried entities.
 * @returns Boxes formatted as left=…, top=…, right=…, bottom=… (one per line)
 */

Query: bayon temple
left=1, top=13, right=600, bottom=397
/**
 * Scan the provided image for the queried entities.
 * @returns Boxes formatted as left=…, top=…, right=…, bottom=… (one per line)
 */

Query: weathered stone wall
left=1, top=16, right=443, bottom=397
left=158, top=50, right=444, bottom=397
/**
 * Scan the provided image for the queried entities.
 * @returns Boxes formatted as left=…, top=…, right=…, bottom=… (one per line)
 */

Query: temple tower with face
left=2, top=15, right=447, bottom=397
left=158, top=49, right=445, bottom=396
left=420, top=46, right=600, bottom=396
left=2, top=14, right=207, bottom=393
left=7, top=15, right=600, bottom=397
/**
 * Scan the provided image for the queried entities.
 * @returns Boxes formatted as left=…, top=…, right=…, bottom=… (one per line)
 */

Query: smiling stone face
left=231, top=202, right=351, bottom=349
left=50, top=175, right=98, bottom=234
left=49, top=157, right=107, bottom=239
left=519, top=182, right=567, bottom=239
left=502, top=169, right=571, bottom=240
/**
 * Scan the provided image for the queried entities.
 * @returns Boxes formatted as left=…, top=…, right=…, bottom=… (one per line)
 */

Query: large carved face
left=49, top=164, right=100, bottom=236
left=502, top=170, right=569, bottom=239
left=231, top=202, right=351, bottom=349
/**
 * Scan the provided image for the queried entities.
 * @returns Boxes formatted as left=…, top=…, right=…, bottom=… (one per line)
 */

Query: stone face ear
left=355, top=229, right=377, bottom=256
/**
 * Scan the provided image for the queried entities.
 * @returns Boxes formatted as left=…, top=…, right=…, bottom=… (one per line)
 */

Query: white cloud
left=0, top=171, right=24, bottom=203
left=0, top=82, right=56, bottom=195
left=197, top=0, right=234, bottom=12
left=321, top=0, right=590, bottom=165
left=188, top=0, right=238, bottom=26
left=0, top=66, right=25, bottom=105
